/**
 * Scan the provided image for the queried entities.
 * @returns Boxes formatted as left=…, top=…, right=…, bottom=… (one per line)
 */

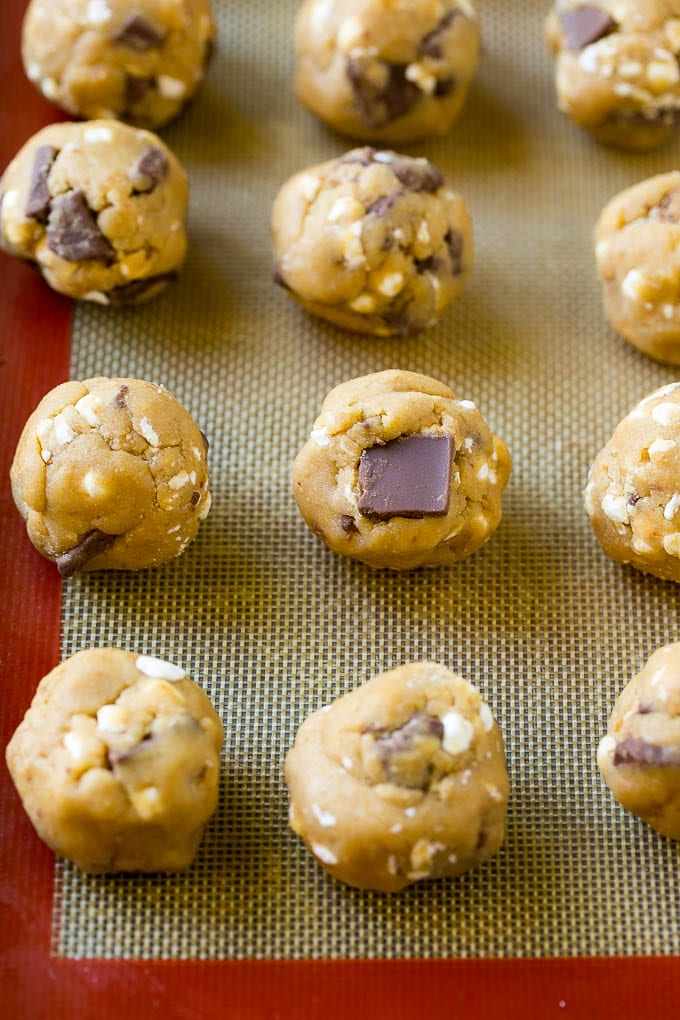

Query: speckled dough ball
left=0, top=120, right=187, bottom=304
left=272, top=147, right=472, bottom=337
left=6, top=648, right=224, bottom=873
left=545, top=1, right=680, bottom=150
left=22, top=0, right=215, bottom=128
left=294, top=0, right=480, bottom=143
left=291, top=370, right=511, bottom=570
left=597, top=643, right=680, bottom=841
left=595, top=172, right=680, bottom=364
left=10, top=376, right=211, bottom=575
left=584, top=382, right=680, bottom=582
left=285, top=661, right=509, bottom=893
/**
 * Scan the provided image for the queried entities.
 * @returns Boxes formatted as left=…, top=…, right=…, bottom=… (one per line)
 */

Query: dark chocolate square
left=358, top=433, right=454, bottom=520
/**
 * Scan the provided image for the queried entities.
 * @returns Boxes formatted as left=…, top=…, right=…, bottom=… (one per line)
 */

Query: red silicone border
left=2, top=2, right=679, bottom=1016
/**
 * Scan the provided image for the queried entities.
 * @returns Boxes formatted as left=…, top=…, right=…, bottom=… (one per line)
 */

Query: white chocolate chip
left=52, top=413, right=75, bottom=446
left=96, top=704, right=129, bottom=733
left=663, top=532, right=680, bottom=557
left=63, top=731, right=87, bottom=762
left=376, top=272, right=404, bottom=297
left=167, top=470, right=190, bottom=490
left=131, top=786, right=162, bottom=820
left=601, top=492, right=629, bottom=524
left=83, top=126, right=113, bottom=144
left=137, top=417, right=160, bottom=446
left=648, top=437, right=676, bottom=460
left=297, top=173, right=321, bottom=203
left=440, top=710, right=474, bottom=755
left=458, top=400, right=476, bottom=411
left=596, top=734, right=616, bottom=766
left=41, top=78, right=60, bottom=101
left=310, top=842, right=338, bottom=865
left=85, top=0, right=112, bottom=25
left=311, top=804, right=336, bottom=827
left=652, top=402, right=680, bottom=427
left=157, top=76, right=187, bottom=100
left=336, top=16, right=363, bottom=50
left=405, top=62, right=436, bottom=94
left=74, top=394, right=101, bottom=426
left=82, top=470, right=107, bottom=498
left=310, top=427, right=331, bottom=446
left=328, top=196, right=364, bottom=222
left=479, top=702, right=494, bottom=732
left=341, top=755, right=353, bottom=770
left=349, top=292, right=376, bottom=313
left=664, top=493, right=680, bottom=520
left=135, top=655, right=186, bottom=681
left=1, top=189, right=19, bottom=211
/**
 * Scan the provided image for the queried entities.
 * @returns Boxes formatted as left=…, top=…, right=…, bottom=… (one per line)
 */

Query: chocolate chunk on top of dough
left=113, top=14, right=165, bottom=52
left=46, top=190, right=115, bottom=263
left=358, top=433, right=454, bottom=519
left=25, top=146, right=58, bottom=221
left=129, top=146, right=169, bottom=193
left=384, top=155, right=444, bottom=193
left=653, top=190, right=680, bottom=223
left=445, top=228, right=464, bottom=275
left=559, top=5, right=616, bottom=51
left=56, top=530, right=117, bottom=578
left=346, top=57, right=421, bottom=129
left=613, top=736, right=680, bottom=767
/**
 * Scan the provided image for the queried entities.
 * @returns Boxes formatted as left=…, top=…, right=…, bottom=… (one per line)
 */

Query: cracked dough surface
left=584, top=382, right=680, bottom=582
left=22, top=0, right=214, bottom=129
left=10, top=376, right=211, bottom=574
left=272, top=148, right=472, bottom=337
left=598, top=642, right=680, bottom=841
left=285, top=661, right=509, bottom=893
left=291, top=370, right=511, bottom=570
left=595, top=171, right=680, bottom=364
left=545, top=0, right=680, bottom=150
left=6, top=648, right=224, bottom=873
left=0, top=119, right=187, bottom=304
left=294, top=0, right=480, bottom=143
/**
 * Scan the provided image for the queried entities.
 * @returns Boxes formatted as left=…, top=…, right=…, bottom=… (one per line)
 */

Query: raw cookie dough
left=545, top=1, right=680, bottom=150
left=285, top=661, right=509, bottom=893
left=0, top=120, right=187, bottom=304
left=10, top=376, right=211, bottom=575
left=595, top=171, right=680, bottom=364
left=6, top=648, right=224, bottom=873
left=291, top=370, right=511, bottom=570
left=22, top=0, right=215, bottom=129
left=597, top=642, right=680, bottom=841
left=584, top=382, right=680, bottom=582
left=294, top=0, right=480, bottom=143
left=271, top=147, right=472, bottom=337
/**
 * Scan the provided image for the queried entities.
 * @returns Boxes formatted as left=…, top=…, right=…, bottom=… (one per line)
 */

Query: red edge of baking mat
left=1, top=2, right=679, bottom=1017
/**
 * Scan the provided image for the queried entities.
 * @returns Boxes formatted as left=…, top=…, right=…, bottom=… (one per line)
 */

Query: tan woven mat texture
left=55, top=0, right=680, bottom=958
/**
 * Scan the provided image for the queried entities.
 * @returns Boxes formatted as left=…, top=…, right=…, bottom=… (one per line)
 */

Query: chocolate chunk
left=358, top=433, right=454, bottom=519
left=125, top=74, right=154, bottom=108
left=415, top=254, right=443, bottom=274
left=340, top=147, right=376, bottom=167
left=46, top=190, right=114, bottom=263
left=370, top=712, right=444, bottom=788
left=189, top=490, right=201, bottom=506
left=115, top=384, right=129, bottom=407
left=637, top=703, right=654, bottom=715
left=340, top=514, right=358, bottom=533
left=113, top=14, right=165, bottom=52
left=445, top=229, right=464, bottom=275
left=56, top=530, right=116, bottom=578
left=559, top=5, right=616, bottom=51
left=419, top=9, right=459, bottom=59
left=654, top=190, right=680, bottom=223
left=129, top=146, right=169, bottom=193
left=627, top=492, right=641, bottom=507
left=107, top=272, right=177, bottom=304
left=434, top=77, right=456, bottom=98
left=390, top=157, right=444, bottom=193
left=613, top=736, right=680, bottom=767
left=25, top=145, right=58, bottom=221
left=346, top=58, right=421, bottom=129
left=366, top=192, right=400, bottom=217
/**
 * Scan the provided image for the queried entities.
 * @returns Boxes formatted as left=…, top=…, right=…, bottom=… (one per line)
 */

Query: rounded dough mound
left=598, top=642, right=680, bottom=841
left=294, top=0, right=480, bottom=143
left=10, top=376, right=211, bottom=575
left=272, top=147, right=473, bottom=337
left=545, top=0, right=680, bottom=150
left=595, top=171, right=680, bottom=364
left=0, top=120, right=187, bottom=304
left=291, top=370, right=511, bottom=570
left=6, top=648, right=224, bottom=873
left=584, top=382, right=680, bottom=582
left=285, top=661, right=509, bottom=893
left=22, top=0, right=214, bottom=129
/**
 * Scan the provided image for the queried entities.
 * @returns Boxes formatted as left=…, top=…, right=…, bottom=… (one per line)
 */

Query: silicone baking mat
left=2, top=0, right=680, bottom=1009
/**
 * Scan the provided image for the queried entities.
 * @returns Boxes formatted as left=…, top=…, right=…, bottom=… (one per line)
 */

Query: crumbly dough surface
left=291, top=370, right=511, bottom=570
left=10, top=376, right=211, bottom=575
left=22, top=0, right=214, bottom=129
left=584, top=382, right=680, bottom=582
left=285, top=661, right=509, bottom=893
left=271, top=148, right=472, bottom=337
left=598, top=642, right=680, bottom=841
left=0, top=120, right=187, bottom=304
left=595, top=171, right=680, bottom=364
left=6, top=648, right=224, bottom=873
left=545, top=0, right=680, bottom=149
left=294, top=0, right=480, bottom=143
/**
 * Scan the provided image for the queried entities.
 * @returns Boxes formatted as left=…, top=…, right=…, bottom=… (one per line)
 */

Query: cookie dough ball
left=545, top=1, right=680, bottom=150
left=597, top=643, right=680, bottom=841
left=291, top=370, right=511, bottom=570
left=0, top=120, right=187, bottom=304
left=22, top=0, right=214, bottom=128
left=10, top=376, right=211, bottom=575
left=285, top=662, right=508, bottom=893
left=595, top=172, right=680, bottom=364
left=272, top=148, right=472, bottom=337
left=6, top=649, right=223, bottom=873
left=294, top=0, right=480, bottom=143
left=584, top=382, right=680, bottom=582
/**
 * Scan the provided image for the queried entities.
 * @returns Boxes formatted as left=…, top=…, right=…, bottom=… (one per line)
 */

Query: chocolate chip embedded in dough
left=46, top=190, right=115, bottom=263
left=125, top=74, right=154, bottom=108
left=419, top=9, right=459, bottom=59
left=340, top=514, right=358, bottom=533
left=653, top=190, right=680, bottom=223
left=371, top=712, right=445, bottom=788
left=25, top=145, right=58, bottom=221
left=115, top=384, right=129, bottom=407
left=389, top=157, right=444, bottom=194
left=559, top=5, right=616, bottom=51
left=113, top=14, right=165, bottom=52
left=346, top=57, right=421, bottom=130
left=445, top=228, right=464, bottom=275
left=189, top=490, right=201, bottom=506
left=358, top=433, right=455, bottom=519
left=613, top=736, right=680, bottom=767
left=434, top=77, right=456, bottom=98
left=366, top=193, right=400, bottom=217
left=56, top=530, right=117, bottom=577
left=129, top=146, right=169, bottom=193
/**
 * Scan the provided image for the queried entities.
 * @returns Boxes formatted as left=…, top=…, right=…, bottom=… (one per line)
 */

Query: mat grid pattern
left=54, top=0, right=680, bottom=958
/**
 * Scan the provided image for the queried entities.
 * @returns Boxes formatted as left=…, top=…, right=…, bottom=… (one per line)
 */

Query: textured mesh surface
left=54, top=0, right=680, bottom=958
